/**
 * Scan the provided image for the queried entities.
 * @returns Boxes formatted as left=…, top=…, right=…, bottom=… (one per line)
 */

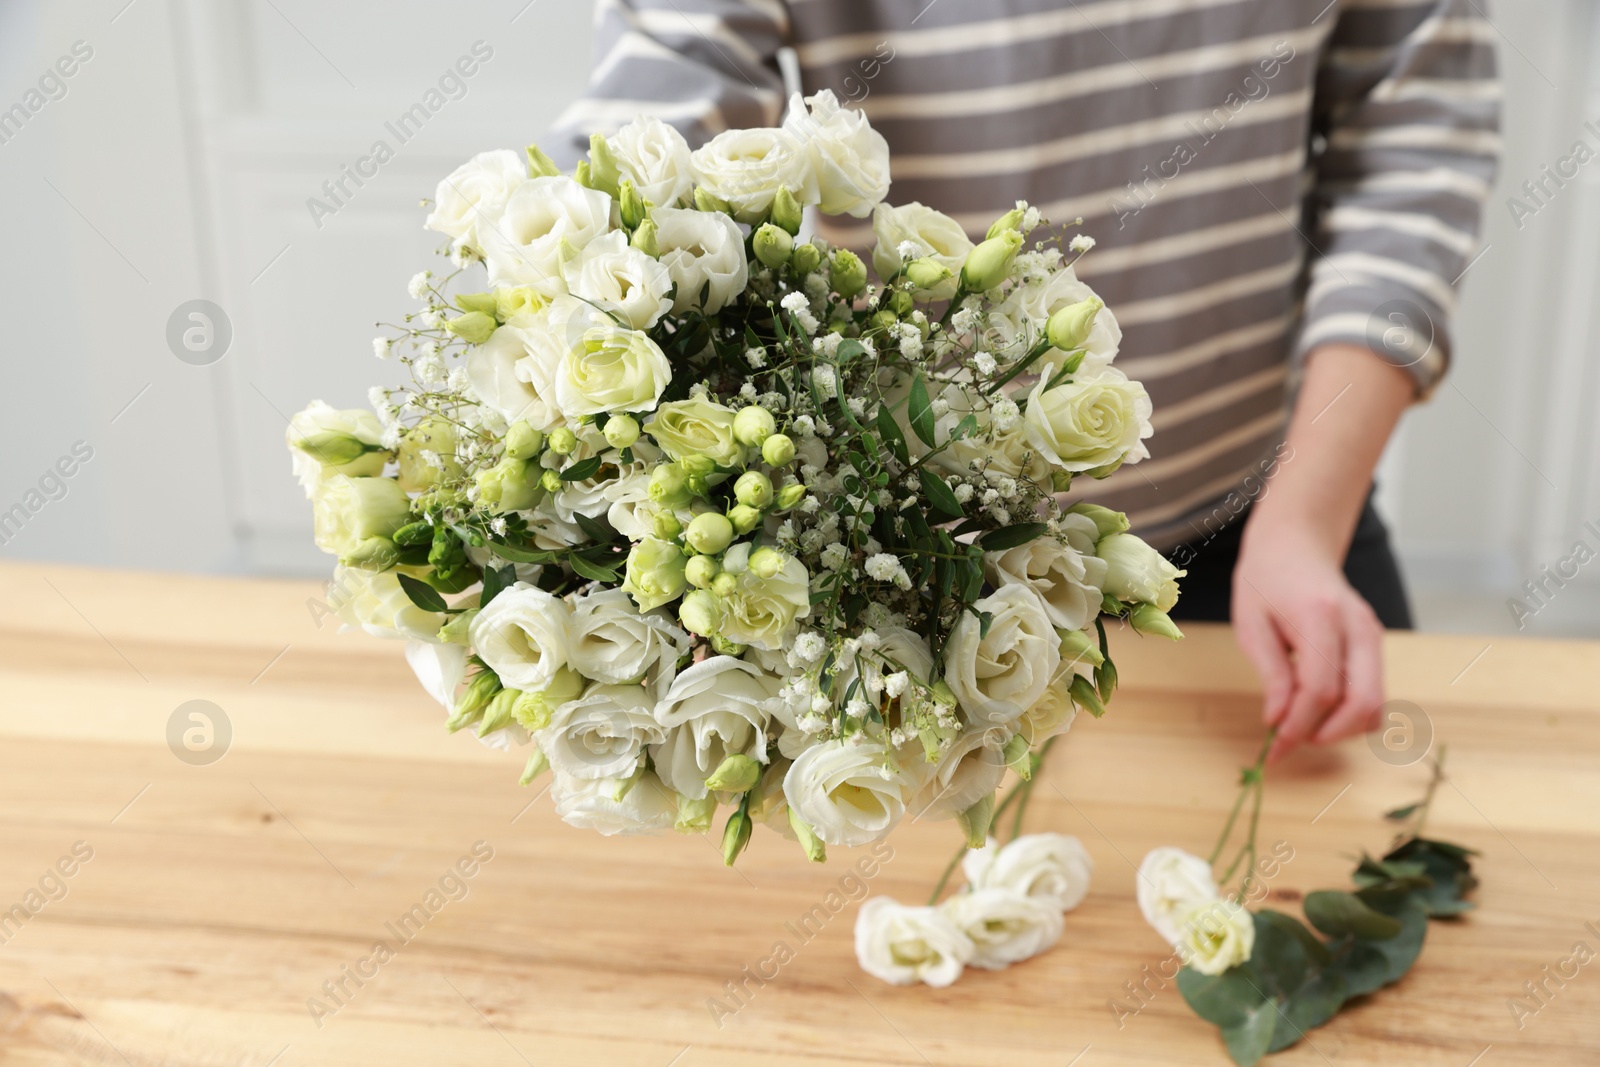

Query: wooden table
left=1, top=561, right=1596, bottom=1066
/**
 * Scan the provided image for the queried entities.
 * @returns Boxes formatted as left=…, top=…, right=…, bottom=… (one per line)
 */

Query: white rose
left=926, top=382, right=1050, bottom=486
left=854, top=897, right=974, bottom=988
left=481, top=176, right=613, bottom=294
left=1098, top=533, right=1184, bottom=612
left=329, top=566, right=440, bottom=641
left=1176, top=898, right=1256, bottom=976
left=652, top=656, right=780, bottom=799
left=910, top=726, right=1008, bottom=823
left=689, top=126, right=813, bottom=224
left=467, top=582, right=572, bottom=693
left=1009, top=268, right=1122, bottom=372
left=941, top=888, right=1064, bottom=970
left=962, top=833, right=1094, bottom=912
left=424, top=149, right=527, bottom=253
left=718, top=543, right=812, bottom=651
left=782, top=89, right=889, bottom=218
left=1137, top=846, right=1221, bottom=947
left=311, top=475, right=411, bottom=558
left=1024, top=364, right=1153, bottom=474
left=562, top=230, right=673, bottom=330
left=551, top=768, right=677, bottom=836
left=608, top=115, right=693, bottom=208
left=652, top=207, right=748, bottom=314
left=554, top=320, right=672, bottom=419
left=784, top=740, right=909, bottom=846
left=287, top=400, right=386, bottom=497
left=870, top=202, right=973, bottom=299
left=943, top=585, right=1059, bottom=726
left=466, top=319, right=567, bottom=431
left=537, top=683, right=663, bottom=780
left=644, top=397, right=744, bottom=466
left=983, top=529, right=1108, bottom=632
left=568, top=587, right=689, bottom=686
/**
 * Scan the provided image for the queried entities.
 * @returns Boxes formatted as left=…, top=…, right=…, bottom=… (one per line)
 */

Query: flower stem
left=925, top=736, right=1057, bottom=906
left=1208, top=729, right=1275, bottom=897
left=1410, top=744, right=1449, bottom=840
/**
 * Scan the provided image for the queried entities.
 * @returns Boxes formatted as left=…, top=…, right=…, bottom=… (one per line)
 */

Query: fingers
left=1233, top=596, right=1294, bottom=728
left=1268, top=605, right=1345, bottom=763
left=1313, top=600, right=1386, bottom=744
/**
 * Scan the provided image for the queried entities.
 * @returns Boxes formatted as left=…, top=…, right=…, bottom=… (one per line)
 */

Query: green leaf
left=560, top=455, right=604, bottom=482
left=1176, top=966, right=1269, bottom=1029
left=573, top=512, right=617, bottom=544
left=919, top=468, right=963, bottom=518
left=568, top=553, right=620, bottom=583
left=908, top=371, right=936, bottom=448
left=479, top=563, right=516, bottom=608
left=1304, top=891, right=1403, bottom=940
left=1382, top=838, right=1479, bottom=916
left=396, top=572, right=449, bottom=613
left=1384, top=802, right=1420, bottom=821
left=1268, top=968, right=1348, bottom=1054
left=1250, top=911, right=1317, bottom=999
left=1257, top=910, right=1332, bottom=968
left=875, top=405, right=909, bottom=465
left=486, top=540, right=556, bottom=564
left=836, top=338, right=867, bottom=364
left=976, top=522, right=1048, bottom=552
left=1220, top=1000, right=1277, bottom=1067
left=1326, top=938, right=1391, bottom=999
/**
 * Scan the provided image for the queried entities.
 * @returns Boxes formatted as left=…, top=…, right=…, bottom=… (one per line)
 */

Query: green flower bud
left=721, top=806, right=753, bottom=866
left=525, top=143, right=560, bottom=178
left=1045, top=297, right=1103, bottom=352
left=705, top=753, right=761, bottom=793
left=961, top=229, right=1024, bottom=292
left=1069, top=674, right=1108, bottom=718
left=621, top=537, right=688, bottom=611
left=505, top=421, right=542, bottom=460
left=685, top=512, right=734, bottom=555
left=678, top=588, right=722, bottom=635
left=790, top=242, right=822, bottom=274
left=760, top=433, right=796, bottom=467
left=603, top=414, right=641, bottom=450
left=684, top=554, right=720, bottom=588
left=1057, top=627, right=1106, bottom=668
left=711, top=634, right=747, bottom=656
left=450, top=668, right=502, bottom=729
left=1051, top=470, right=1074, bottom=493
left=631, top=217, right=660, bottom=257
left=649, top=509, right=683, bottom=540
left=956, top=793, right=996, bottom=848
left=752, top=223, right=794, bottom=269
left=519, top=747, right=549, bottom=786
left=573, top=159, right=593, bottom=188
left=748, top=546, right=787, bottom=579
left=618, top=178, right=648, bottom=230
left=830, top=249, right=867, bottom=300
left=888, top=289, right=916, bottom=317
left=495, top=286, right=543, bottom=323
left=733, top=405, right=777, bottom=447
left=727, top=503, right=762, bottom=535
left=444, top=311, right=497, bottom=345
left=478, top=687, right=520, bottom=737
left=775, top=483, right=808, bottom=509
left=547, top=427, right=577, bottom=455
left=648, top=463, right=692, bottom=508
left=770, top=185, right=803, bottom=235
left=1129, top=603, right=1184, bottom=641
left=587, top=132, right=621, bottom=197
left=694, top=187, right=730, bottom=214
left=1001, top=733, right=1033, bottom=781
left=676, top=793, right=717, bottom=834
left=294, top=430, right=376, bottom=467
left=437, top=608, right=476, bottom=644
left=711, top=572, right=738, bottom=598
left=340, top=536, right=400, bottom=572
left=986, top=205, right=1026, bottom=239
left=904, top=256, right=953, bottom=291
left=788, top=808, right=827, bottom=863
left=1067, top=502, right=1130, bottom=540
left=454, top=291, right=498, bottom=316
left=511, top=667, right=584, bottom=730
left=734, top=470, right=773, bottom=508
left=539, top=468, right=563, bottom=493
left=679, top=454, right=717, bottom=477
left=476, top=461, right=540, bottom=512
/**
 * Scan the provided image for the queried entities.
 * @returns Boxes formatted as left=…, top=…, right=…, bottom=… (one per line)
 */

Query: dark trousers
left=1163, top=494, right=1415, bottom=630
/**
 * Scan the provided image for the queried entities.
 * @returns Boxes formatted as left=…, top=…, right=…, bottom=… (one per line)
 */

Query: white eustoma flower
left=718, top=543, right=812, bottom=651
left=310, top=474, right=411, bottom=558
left=943, top=584, right=1060, bottom=726
left=329, top=566, right=440, bottom=641
left=551, top=768, right=678, bottom=836
left=870, top=202, right=973, bottom=299
left=537, top=683, right=664, bottom=780
left=782, top=89, right=890, bottom=218
left=562, top=230, right=673, bottom=330
left=480, top=175, right=613, bottom=294
left=983, top=528, right=1109, bottom=632
left=468, top=582, right=572, bottom=693
left=286, top=400, right=387, bottom=497
left=607, top=114, right=694, bottom=208
left=854, top=897, right=974, bottom=987
left=466, top=319, right=568, bottom=431
left=652, top=656, right=780, bottom=799
left=567, top=587, right=689, bottom=688
left=1137, top=846, right=1222, bottom=947
left=1098, top=532, right=1185, bottom=613
left=405, top=639, right=470, bottom=705
left=784, top=740, right=909, bottom=846
left=1175, top=897, right=1256, bottom=976
left=1017, top=661, right=1081, bottom=746
left=963, top=834, right=1094, bottom=911
left=600, top=467, right=655, bottom=541
left=1024, top=364, right=1153, bottom=474
left=652, top=207, right=748, bottom=314
left=910, top=726, right=1008, bottom=822
left=689, top=126, right=813, bottom=223
left=424, top=149, right=527, bottom=253
left=941, top=888, right=1065, bottom=970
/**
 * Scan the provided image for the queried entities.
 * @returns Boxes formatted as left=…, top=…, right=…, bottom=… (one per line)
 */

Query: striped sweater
left=545, top=0, right=1500, bottom=549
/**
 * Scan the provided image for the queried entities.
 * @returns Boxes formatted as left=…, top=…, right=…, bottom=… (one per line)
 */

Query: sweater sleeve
left=1296, top=0, right=1501, bottom=396
left=542, top=0, right=791, bottom=166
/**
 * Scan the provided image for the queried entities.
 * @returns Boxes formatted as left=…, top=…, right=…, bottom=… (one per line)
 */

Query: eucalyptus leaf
left=1176, top=965, right=1269, bottom=1029
left=1303, top=891, right=1403, bottom=940
left=1220, top=999, right=1277, bottom=1067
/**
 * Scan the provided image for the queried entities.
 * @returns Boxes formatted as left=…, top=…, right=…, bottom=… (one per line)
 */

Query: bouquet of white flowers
left=287, top=90, right=1184, bottom=866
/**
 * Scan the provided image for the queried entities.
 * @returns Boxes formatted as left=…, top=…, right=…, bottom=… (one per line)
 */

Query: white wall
left=1, top=0, right=1597, bottom=637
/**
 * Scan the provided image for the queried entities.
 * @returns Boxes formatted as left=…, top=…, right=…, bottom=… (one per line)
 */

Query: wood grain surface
left=0, top=561, right=1596, bottom=1066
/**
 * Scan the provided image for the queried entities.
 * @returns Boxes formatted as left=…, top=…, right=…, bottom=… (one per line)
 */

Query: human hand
left=1231, top=510, right=1386, bottom=763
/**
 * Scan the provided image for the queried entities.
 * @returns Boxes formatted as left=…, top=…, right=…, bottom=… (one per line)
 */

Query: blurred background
left=1, top=0, right=1597, bottom=636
